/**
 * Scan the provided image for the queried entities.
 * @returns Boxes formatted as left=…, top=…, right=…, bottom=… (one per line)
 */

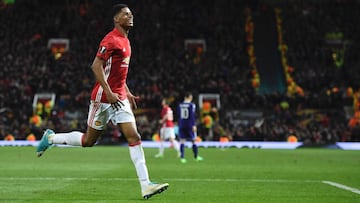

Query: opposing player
left=177, top=92, right=203, bottom=163
left=36, top=4, right=168, bottom=199
left=155, top=98, right=180, bottom=158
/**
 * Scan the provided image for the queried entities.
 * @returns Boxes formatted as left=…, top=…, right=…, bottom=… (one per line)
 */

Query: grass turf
left=0, top=146, right=359, bottom=202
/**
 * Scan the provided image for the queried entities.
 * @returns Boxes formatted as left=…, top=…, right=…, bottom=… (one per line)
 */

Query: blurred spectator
left=0, top=0, right=359, bottom=144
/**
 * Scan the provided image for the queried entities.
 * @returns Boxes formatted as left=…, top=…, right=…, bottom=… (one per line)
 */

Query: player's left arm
left=192, top=125, right=197, bottom=134
left=159, top=115, right=166, bottom=125
left=125, top=84, right=140, bottom=109
left=191, top=104, right=197, bottom=133
left=161, top=109, right=170, bottom=123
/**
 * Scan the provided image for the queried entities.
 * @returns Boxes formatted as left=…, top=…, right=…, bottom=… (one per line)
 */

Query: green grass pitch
left=0, top=146, right=359, bottom=202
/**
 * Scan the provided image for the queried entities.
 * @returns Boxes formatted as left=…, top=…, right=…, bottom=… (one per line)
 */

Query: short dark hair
left=162, top=98, right=169, bottom=105
left=184, top=92, right=192, bottom=98
left=112, top=4, right=128, bottom=17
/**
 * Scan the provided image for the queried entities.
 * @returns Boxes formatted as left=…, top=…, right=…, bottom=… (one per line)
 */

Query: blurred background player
left=177, top=92, right=203, bottom=163
left=155, top=98, right=180, bottom=158
left=35, top=4, right=168, bottom=199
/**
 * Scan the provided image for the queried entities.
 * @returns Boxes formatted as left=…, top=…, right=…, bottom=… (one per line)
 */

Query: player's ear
left=113, top=15, right=118, bottom=23
left=113, top=13, right=122, bottom=23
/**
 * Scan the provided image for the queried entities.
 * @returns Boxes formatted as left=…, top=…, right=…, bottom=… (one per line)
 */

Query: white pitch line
left=2, top=177, right=359, bottom=195
left=166, top=178, right=319, bottom=183
left=0, top=177, right=318, bottom=183
left=0, top=177, right=135, bottom=181
left=322, top=181, right=360, bottom=195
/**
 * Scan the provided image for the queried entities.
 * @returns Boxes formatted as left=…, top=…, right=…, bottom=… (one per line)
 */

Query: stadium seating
left=0, top=0, right=359, bottom=143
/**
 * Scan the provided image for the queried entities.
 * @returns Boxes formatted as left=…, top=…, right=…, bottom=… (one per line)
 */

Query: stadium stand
left=0, top=0, right=359, bottom=143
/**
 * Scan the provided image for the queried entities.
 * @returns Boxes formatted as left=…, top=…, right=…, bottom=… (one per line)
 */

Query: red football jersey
left=161, top=105, right=174, bottom=127
left=91, top=28, right=131, bottom=102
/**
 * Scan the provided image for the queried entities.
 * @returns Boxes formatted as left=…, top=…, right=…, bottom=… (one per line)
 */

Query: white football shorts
left=87, top=99, right=135, bottom=130
left=160, top=127, right=176, bottom=140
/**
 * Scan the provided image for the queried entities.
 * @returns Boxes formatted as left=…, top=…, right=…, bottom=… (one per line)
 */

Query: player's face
left=115, top=7, right=133, bottom=28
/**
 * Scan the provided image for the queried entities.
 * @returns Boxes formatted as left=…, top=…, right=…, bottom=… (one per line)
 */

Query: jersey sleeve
left=190, top=103, right=196, bottom=126
left=96, top=36, right=113, bottom=61
left=192, top=103, right=196, bottom=113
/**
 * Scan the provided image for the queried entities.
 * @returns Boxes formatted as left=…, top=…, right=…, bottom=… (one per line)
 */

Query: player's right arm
left=91, top=56, right=120, bottom=104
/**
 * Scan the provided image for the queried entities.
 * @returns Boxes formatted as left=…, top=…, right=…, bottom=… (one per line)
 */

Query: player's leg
left=52, top=126, right=102, bottom=147
left=155, top=140, right=165, bottom=158
left=36, top=126, right=103, bottom=157
left=191, top=132, right=203, bottom=161
left=36, top=101, right=107, bottom=157
left=178, top=128, right=187, bottom=163
left=118, top=122, right=149, bottom=185
left=191, top=142, right=203, bottom=162
left=51, top=130, right=84, bottom=146
left=118, top=122, right=168, bottom=199
left=191, top=139, right=199, bottom=159
left=179, top=137, right=187, bottom=163
left=114, top=99, right=168, bottom=199
left=167, top=127, right=180, bottom=157
left=155, top=128, right=165, bottom=158
left=51, top=100, right=107, bottom=147
left=170, top=137, right=180, bottom=157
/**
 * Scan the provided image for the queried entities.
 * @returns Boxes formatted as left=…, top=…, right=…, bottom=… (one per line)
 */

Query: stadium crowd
left=0, top=0, right=359, bottom=144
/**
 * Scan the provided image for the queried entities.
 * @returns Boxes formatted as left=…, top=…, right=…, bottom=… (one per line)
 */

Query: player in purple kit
left=36, top=4, right=168, bottom=199
left=177, top=92, right=203, bottom=163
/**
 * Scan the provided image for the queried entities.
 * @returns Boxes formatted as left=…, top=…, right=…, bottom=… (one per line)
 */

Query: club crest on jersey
left=95, top=121, right=102, bottom=126
left=99, top=46, right=106, bottom=54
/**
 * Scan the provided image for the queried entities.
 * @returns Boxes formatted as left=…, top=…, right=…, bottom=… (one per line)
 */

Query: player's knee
left=82, top=139, right=96, bottom=147
left=127, top=132, right=141, bottom=145
left=82, top=142, right=94, bottom=147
